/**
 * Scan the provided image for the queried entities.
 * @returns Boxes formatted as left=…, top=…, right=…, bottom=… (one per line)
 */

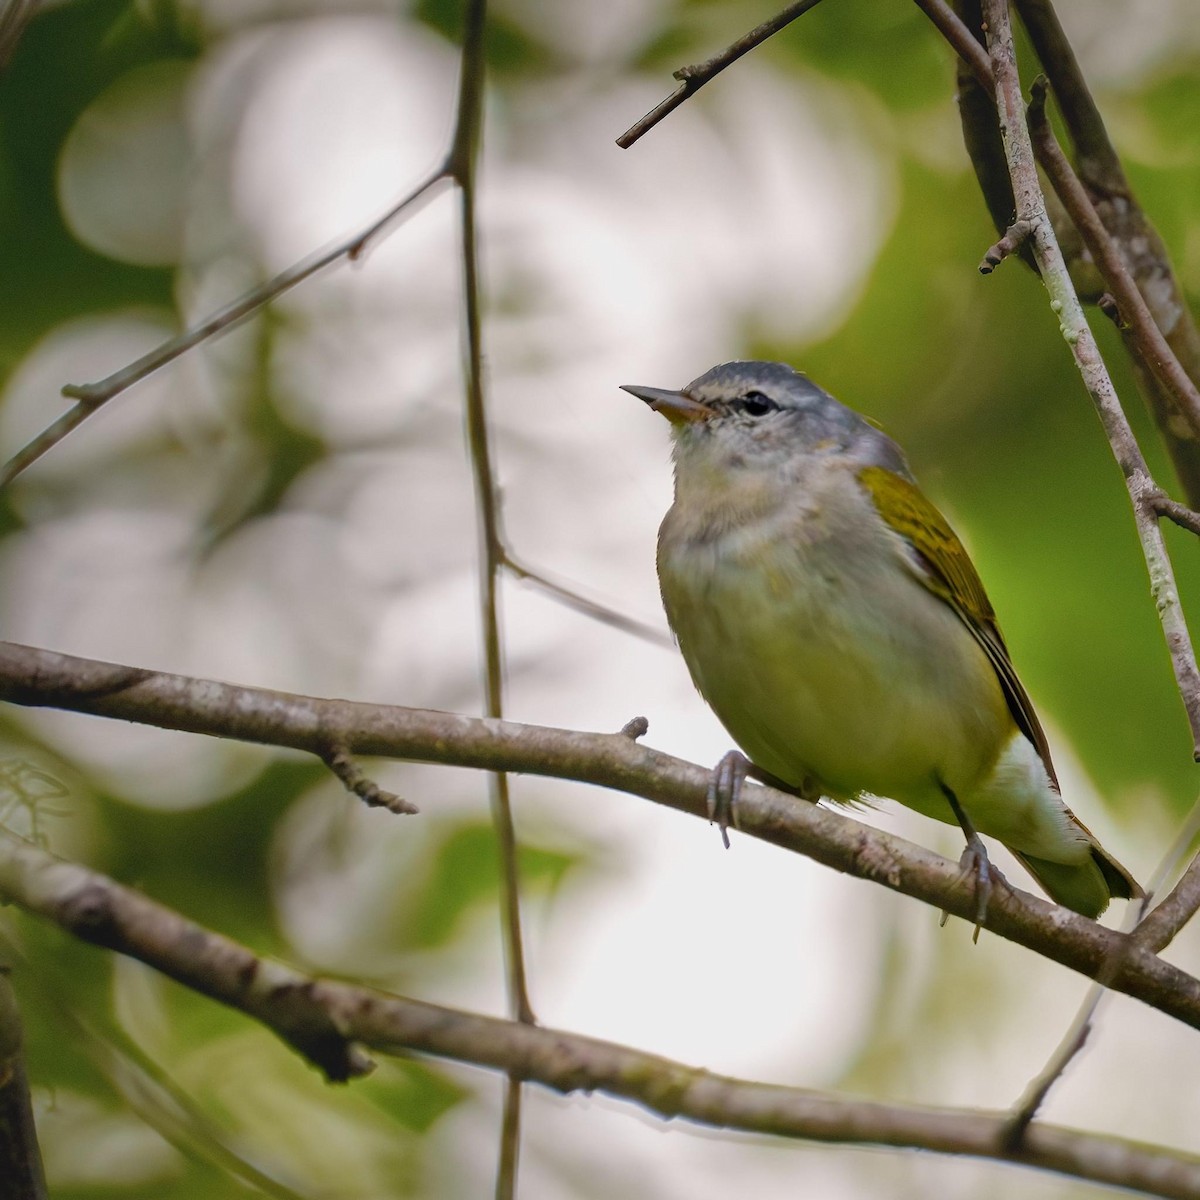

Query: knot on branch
left=619, top=716, right=649, bottom=740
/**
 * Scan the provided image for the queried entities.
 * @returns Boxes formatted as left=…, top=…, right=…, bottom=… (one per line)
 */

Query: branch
left=0, top=930, right=315, bottom=1200
left=502, top=554, right=674, bottom=648
left=0, top=169, right=450, bottom=489
left=1025, top=80, right=1200, bottom=442
left=446, top=0, right=532, bottom=1189
left=1008, top=780, right=1200, bottom=1136
left=616, top=0, right=827, bottom=148
left=0, top=967, right=46, bottom=1200
left=0, top=830, right=1198, bottom=1199
left=1, top=641, right=1199, bottom=1026
left=930, top=0, right=1200, bottom=503
left=1029, top=0, right=1200, bottom=502
left=1010, top=0, right=1122, bottom=186
left=978, top=0, right=1200, bottom=759
left=914, top=0, right=991, bottom=89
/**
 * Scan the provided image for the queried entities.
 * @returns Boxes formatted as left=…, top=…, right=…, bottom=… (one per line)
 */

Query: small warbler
left=623, top=360, right=1140, bottom=919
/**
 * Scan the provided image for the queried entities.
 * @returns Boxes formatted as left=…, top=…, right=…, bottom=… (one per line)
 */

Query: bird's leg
left=707, top=753, right=814, bottom=848
left=942, top=784, right=992, bottom=937
left=707, top=750, right=751, bottom=848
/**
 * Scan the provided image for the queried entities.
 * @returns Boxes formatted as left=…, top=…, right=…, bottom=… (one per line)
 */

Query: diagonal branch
left=975, top=0, right=1200, bottom=758
left=1, top=828, right=1199, bottom=1200
left=616, top=0, right=827, bottom=148
left=930, top=0, right=1200, bottom=502
left=501, top=553, right=673, bottom=648
left=0, top=169, right=451, bottom=489
left=0, top=640, right=1198, bottom=1028
left=1024, top=80, right=1200, bottom=440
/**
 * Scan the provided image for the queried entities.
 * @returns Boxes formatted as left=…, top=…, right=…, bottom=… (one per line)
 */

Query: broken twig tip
left=979, top=220, right=1032, bottom=274
left=619, top=716, right=649, bottom=740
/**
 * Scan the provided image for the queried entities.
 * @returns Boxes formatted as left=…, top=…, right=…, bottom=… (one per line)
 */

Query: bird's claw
left=954, top=837, right=992, bottom=942
left=707, top=750, right=750, bottom=848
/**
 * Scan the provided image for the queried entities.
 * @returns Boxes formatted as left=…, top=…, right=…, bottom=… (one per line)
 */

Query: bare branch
left=0, top=928, right=316, bottom=1200
left=978, top=0, right=1200, bottom=759
left=1010, top=0, right=1123, bottom=186
left=1004, top=892, right=1151, bottom=1145
left=453, top=0, right=534, bottom=1022
left=1138, top=855, right=1200, bottom=954
left=0, top=829, right=1198, bottom=1198
left=1150, top=494, right=1200, bottom=540
left=912, top=0, right=991, bottom=89
left=502, top=554, right=674, bottom=648
left=1008, top=779, right=1200, bottom=1136
left=448, top=2, right=531, bottom=1188
left=0, top=640, right=1197, bottom=1026
left=616, top=0, right=827, bottom=148
left=1029, top=0, right=1200, bottom=503
left=1026, top=80, right=1200, bottom=442
left=0, top=169, right=450, bottom=489
left=0, top=967, right=47, bottom=1200
left=1134, top=791, right=1200, bottom=956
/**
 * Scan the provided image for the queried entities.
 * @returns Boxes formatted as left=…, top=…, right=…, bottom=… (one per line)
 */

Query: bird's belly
left=660, top=531, right=1010, bottom=809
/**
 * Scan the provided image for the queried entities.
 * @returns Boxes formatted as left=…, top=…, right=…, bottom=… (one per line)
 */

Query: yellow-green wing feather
left=858, top=465, right=1060, bottom=790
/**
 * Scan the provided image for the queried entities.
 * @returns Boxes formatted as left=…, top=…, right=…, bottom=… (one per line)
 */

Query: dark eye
left=737, top=390, right=777, bottom=417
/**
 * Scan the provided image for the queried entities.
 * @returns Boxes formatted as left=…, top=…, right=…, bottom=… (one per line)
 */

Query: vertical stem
left=448, top=1, right=531, bottom=1193
left=0, top=968, right=48, bottom=1200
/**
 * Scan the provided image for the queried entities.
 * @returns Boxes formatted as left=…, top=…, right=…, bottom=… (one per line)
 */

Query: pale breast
left=657, top=462, right=1011, bottom=807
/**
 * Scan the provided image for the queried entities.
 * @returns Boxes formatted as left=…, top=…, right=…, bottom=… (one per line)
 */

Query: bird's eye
left=737, top=390, right=777, bottom=417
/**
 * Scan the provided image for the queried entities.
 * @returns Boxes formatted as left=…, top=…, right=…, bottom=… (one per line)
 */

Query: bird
left=622, top=360, right=1141, bottom=920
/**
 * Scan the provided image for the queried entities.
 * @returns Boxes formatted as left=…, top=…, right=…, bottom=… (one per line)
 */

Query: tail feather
left=1013, top=843, right=1142, bottom=919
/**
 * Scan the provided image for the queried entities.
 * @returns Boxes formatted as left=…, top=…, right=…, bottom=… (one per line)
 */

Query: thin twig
left=0, top=929, right=315, bottom=1200
left=447, top=1, right=532, bottom=1192
left=502, top=554, right=674, bottom=648
left=0, top=170, right=451, bottom=489
left=1004, top=894, right=1150, bottom=1145
left=1135, top=798, right=1200, bottom=954
left=1010, top=0, right=1123, bottom=185
left=1007, top=791, right=1200, bottom=1136
left=616, top=0, right=827, bottom=148
left=319, top=742, right=417, bottom=815
left=0, top=966, right=47, bottom=1200
left=0, top=831, right=1199, bottom=1199
left=927, top=0, right=1200, bottom=505
left=978, top=0, right=1200, bottom=759
left=0, top=640, right=1197, bottom=1026
left=1150, top=495, right=1200, bottom=539
left=911, top=0, right=992, bottom=89
left=1026, top=79, right=1200, bottom=441
left=1137, top=856, right=1200, bottom=954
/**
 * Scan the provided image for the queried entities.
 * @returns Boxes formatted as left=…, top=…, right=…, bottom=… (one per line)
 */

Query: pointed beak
left=620, top=384, right=713, bottom=425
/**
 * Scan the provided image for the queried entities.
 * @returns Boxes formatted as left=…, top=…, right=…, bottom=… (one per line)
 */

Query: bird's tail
left=1012, top=841, right=1142, bottom=919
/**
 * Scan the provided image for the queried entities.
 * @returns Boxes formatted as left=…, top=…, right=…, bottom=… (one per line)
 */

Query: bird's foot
left=940, top=785, right=995, bottom=942
left=955, top=835, right=992, bottom=942
left=707, top=750, right=751, bottom=849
